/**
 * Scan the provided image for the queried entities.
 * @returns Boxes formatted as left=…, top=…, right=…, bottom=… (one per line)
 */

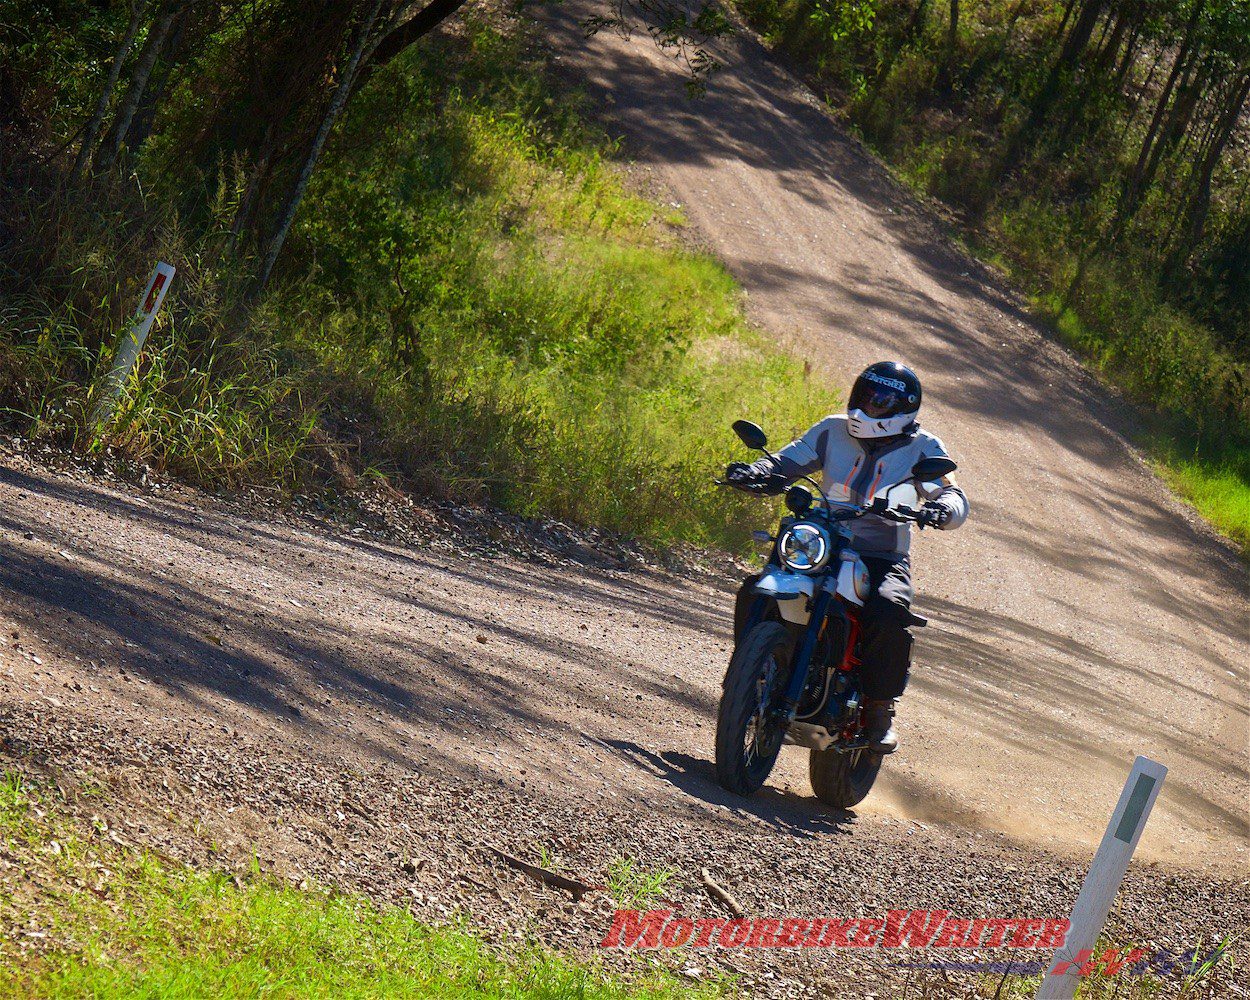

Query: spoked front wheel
left=715, top=621, right=791, bottom=795
left=809, top=745, right=883, bottom=809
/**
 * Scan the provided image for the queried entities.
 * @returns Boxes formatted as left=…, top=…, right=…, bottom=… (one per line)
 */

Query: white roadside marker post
left=93, top=261, right=175, bottom=427
left=1035, top=755, right=1168, bottom=1000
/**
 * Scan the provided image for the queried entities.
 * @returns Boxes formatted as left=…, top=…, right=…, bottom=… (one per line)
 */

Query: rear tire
left=809, top=746, right=882, bottom=809
left=715, top=621, right=791, bottom=795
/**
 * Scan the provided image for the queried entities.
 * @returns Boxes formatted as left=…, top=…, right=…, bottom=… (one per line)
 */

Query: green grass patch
left=603, top=857, right=674, bottom=910
left=1148, top=439, right=1250, bottom=553
left=276, top=17, right=835, bottom=549
left=0, top=771, right=727, bottom=999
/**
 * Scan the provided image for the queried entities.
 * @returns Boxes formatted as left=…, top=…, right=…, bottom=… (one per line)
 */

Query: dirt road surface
left=534, top=0, right=1248, bottom=871
left=2, top=449, right=1246, bottom=993
left=1, top=5, right=1247, bottom=995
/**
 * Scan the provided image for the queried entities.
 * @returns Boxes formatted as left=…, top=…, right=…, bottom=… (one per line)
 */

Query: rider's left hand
left=916, top=502, right=952, bottom=529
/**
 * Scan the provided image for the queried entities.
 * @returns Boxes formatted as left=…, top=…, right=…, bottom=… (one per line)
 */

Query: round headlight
left=777, top=521, right=831, bottom=573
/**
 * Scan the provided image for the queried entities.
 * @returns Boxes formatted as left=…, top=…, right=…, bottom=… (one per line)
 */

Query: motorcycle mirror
left=785, top=484, right=813, bottom=514
left=732, top=419, right=769, bottom=451
left=911, top=456, right=957, bottom=481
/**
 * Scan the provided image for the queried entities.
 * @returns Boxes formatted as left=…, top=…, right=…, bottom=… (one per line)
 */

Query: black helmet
left=847, top=362, right=921, bottom=439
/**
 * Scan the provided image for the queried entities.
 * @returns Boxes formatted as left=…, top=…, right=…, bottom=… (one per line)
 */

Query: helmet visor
left=850, top=382, right=910, bottom=418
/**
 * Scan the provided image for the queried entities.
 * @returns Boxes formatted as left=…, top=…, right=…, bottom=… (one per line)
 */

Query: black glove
left=915, top=502, right=952, bottom=529
left=724, top=461, right=787, bottom=495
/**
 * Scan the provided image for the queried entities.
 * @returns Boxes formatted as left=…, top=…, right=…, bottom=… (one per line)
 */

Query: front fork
left=777, top=589, right=833, bottom=720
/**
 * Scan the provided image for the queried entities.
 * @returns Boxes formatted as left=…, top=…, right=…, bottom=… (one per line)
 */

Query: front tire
left=715, top=621, right=791, bottom=795
left=809, top=746, right=883, bottom=809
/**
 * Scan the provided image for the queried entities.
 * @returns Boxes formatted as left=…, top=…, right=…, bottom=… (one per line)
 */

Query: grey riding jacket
left=757, top=414, right=969, bottom=559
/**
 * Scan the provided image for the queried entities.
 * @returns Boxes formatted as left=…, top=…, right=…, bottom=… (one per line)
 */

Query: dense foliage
left=738, top=0, right=1249, bottom=545
left=0, top=4, right=832, bottom=549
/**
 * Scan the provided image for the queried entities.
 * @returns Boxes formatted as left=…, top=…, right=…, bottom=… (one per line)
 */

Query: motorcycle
left=714, top=419, right=956, bottom=809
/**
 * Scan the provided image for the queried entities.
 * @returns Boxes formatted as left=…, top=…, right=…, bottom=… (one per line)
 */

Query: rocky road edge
left=3, top=696, right=1246, bottom=999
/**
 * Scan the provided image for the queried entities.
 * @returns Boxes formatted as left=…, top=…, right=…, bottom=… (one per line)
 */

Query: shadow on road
left=596, top=737, right=859, bottom=839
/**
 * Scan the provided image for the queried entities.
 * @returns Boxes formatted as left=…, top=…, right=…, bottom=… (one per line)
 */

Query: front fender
left=753, top=569, right=814, bottom=601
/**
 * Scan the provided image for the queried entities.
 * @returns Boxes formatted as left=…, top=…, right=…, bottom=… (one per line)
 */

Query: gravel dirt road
left=1, top=448, right=1246, bottom=994
left=1, top=5, right=1247, bottom=995
left=534, top=0, right=1248, bottom=873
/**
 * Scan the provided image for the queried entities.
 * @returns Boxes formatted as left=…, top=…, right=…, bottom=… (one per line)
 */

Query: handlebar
left=715, top=477, right=926, bottom=523
left=832, top=500, right=921, bottom=523
left=712, top=475, right=788, bottom=496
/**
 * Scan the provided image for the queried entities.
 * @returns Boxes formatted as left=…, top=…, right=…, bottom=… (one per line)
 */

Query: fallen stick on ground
left=486, top=848, right=602, bottom=901
left=701, top=868, right=744, bottom=917
left=457, top=871, right=492, bottom=893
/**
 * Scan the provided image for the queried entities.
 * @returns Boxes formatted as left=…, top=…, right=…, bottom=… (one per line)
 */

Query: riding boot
left=863, top=699, right=898, bottom=754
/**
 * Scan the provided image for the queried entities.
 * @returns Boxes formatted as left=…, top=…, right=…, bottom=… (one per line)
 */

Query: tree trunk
left=1170, top=71, right=1250, bottom=266
left=1128, top=41, right=1169, bottom=110
left=1027, top=0, right=1106, bottom=123
left=873, top=0, right=931, bottom=89
left=71, top=0, right=146, bottom=183
left=127, top=4, right=190, bottom=152
left=1138, top=56, right=1209, bottom=200
left=228, top=122, right=277, bottom=253
left=1111, top=21, right=1142, bottom=89
left=350, top=0, right=471, bottom=98
left=1091, top=4, right=1115, bottom=58
left=938, top=0, right=959, bottom=93
left=1094, top=5, right=1129, bottom=72
left=1055, top=0, right=1080, bottom=41
left=990, top=0, right=1032, bottom=117
left=906, top=0, right=933, bottom=40
left=1002, top=0, right=1106, bottom=170
left=1112, top=41, right=1161, bottom=152
left=1179, top=81, right=1224, bottom=167
left=1055, top=0, right=1107, bottom=73
left=254, top=0, right=385, bottom=294
left=96, top=3, right=179, bottom=172
left=1117, top=0, right=1206, bottom=225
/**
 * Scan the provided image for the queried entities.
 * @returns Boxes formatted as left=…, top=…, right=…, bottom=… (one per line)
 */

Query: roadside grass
left=280, top=16, right=837, bottom=549
left=0, top=771, right=727, bottom=999
left=1, top=13, right=834, bottom=552
left=603, top=856, right=675, bottom=910
left=1150, top=445, right=1250, bottom=550
left=1012, top=259, right=1250, bottom=554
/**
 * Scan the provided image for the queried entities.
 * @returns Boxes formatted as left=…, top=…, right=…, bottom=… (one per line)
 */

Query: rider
left=724, top=361, right=969, bottom=753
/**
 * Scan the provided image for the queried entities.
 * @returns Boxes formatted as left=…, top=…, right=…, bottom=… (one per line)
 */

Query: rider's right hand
left=725, top=461, right=754, bottom=484
left=724, top=461, right=787, bottom=495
